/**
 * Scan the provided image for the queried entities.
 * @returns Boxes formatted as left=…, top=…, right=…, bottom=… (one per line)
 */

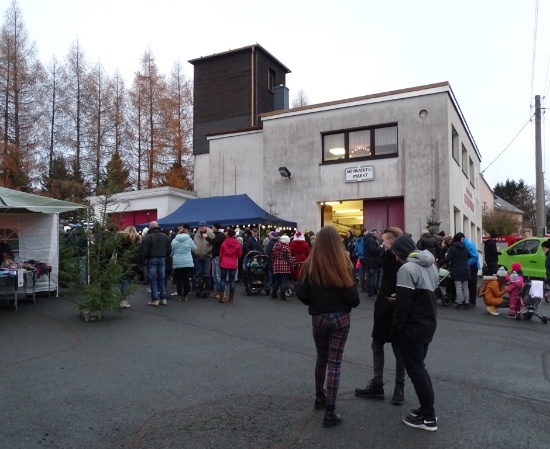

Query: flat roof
left=188, top=43, right=291, bottom=73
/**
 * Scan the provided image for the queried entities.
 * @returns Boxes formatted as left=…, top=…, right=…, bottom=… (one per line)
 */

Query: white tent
left=0, top=187, right=84, bottom=293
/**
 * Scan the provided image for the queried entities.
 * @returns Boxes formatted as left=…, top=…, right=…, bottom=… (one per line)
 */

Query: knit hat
left=370, top=228, right=380, bottom=233
left=269, top=231, right=279, bottom=239
left=510, top=271, right=519, bottom=282
left=421, top=229, right=429, bottom=236
left=438, top=230, right=446, bottom=237
left=198, top=221, right=207, bottom=227
left=227, top=228, right=236, bottom=237
left=279, top=235, right=290, bottom=243
left=212, top=222, right=222, bottom=230
left=294, top=231, right=305, bottom=241
left=496, top=266, right=507, bottom=277
left=511, top=262, right=521, bottom=272
left=391, top=234, right=417, bottom=258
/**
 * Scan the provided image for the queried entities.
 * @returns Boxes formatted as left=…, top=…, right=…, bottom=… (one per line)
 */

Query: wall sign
left=345, top=165, right=374, bottom=183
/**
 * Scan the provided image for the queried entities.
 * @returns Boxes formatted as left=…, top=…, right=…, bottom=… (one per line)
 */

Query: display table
left=0, top=269, right=36, bottom=310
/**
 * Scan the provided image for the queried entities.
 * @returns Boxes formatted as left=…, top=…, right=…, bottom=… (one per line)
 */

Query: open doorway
left=321, top=200, right=363, bottom=235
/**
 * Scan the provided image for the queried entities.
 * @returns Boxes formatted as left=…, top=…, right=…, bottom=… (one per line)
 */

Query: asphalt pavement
left=1, top=281, right=550, bottom=449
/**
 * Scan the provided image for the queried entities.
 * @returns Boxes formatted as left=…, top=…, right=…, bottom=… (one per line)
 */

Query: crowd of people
left=111, top=222, right=550, bottom=433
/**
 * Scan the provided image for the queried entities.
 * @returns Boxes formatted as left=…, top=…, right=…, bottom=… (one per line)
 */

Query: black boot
left=271, top=287, right=278, bottom=299
left=279, top=292, right=286, bottom=301
left=314, top=389, right=326, bottom=410
left=391, top=381, right=404, bottom=405
left=354, top=379, right=385, bottom=399
left=323, top=405, right=342, bottom=428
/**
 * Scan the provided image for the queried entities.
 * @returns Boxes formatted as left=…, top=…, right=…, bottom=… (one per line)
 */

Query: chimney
left=273, top=84, right=289, bottom=110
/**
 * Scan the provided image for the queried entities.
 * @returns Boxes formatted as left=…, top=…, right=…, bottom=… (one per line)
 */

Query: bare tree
left=291, top=89, right=309, bottom=108
left=0, top=0, right=44, bottom=190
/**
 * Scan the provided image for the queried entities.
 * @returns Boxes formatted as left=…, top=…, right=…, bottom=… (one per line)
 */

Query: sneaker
left=408, top=408, right=438, bottom=421
left=119, top=300, right=131, bottom=309
left=487, top=306, right=499, bottom=316
left=354, top=379, right=384, bottom=399
left=170, top=292, right=179, bottom=296
left=179, top=296, right=188, bottom=302
left=148, top=300, right=160, bottom=307
left=402, top=414, right=437, bottom=431
left=322, top=411, right=342, bottom=428
left=160, top=299, right=167, bottom=305
left=146, top=287, right=151, bottom=293
left=391, top=382, right=404, bottom=405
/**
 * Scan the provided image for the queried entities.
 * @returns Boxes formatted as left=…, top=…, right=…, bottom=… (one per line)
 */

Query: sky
left=0, top=0, right=548, bottom=191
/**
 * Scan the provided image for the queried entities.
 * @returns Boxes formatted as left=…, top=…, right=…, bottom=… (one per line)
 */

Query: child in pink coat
left=506, top=271, right=524, bottom=318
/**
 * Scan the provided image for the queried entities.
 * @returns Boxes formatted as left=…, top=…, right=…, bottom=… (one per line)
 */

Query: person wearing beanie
left=296, top=225, right=360, bottom=428
left=270, top=234, right=292, bottom=300
left=218, top=228, right=242, bottom=303
left=480, top=266, right=509, bottom=315
left=454, top=232, right=480, bottom=306
left=290, top=231, right=310, bottom=281
left=140, top=220, right=171, bottom=306
left=205, top=222, right=226, bottom=299
left=264, top=231, right=280, bottom=289
left=355, top=226, right=407, bottom=406
left=364, top=228, right=383, bottom=298
left=444, top=233, right=471, bottom=310
left=506, top=271, right=524, bottom=318
left=193, top=222, right=215, bottom=297
left=390, top=234, right=439, bottom=431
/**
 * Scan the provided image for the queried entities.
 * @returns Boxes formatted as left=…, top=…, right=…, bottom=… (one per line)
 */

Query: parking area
left=1, top=284, right=550, bottom=449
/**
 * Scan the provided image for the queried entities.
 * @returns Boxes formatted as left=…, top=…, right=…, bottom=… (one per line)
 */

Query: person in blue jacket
left=455, top=233, right=480, bottom=306
left=171, top=228, right=197, bottom=302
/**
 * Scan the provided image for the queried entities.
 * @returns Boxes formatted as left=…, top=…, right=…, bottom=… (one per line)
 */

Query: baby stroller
left=434, top=267, right=454, bottom=306
left=195, top=274, right=210, bottom=298
left=243, top=251, right=270, bottom=296
left=284, top=260, right=303, bottom=298
left=515, top=279, right=548, bottom=324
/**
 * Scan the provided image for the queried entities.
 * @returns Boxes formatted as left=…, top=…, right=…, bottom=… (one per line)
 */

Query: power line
left=481, top=116, right=534, bottom=175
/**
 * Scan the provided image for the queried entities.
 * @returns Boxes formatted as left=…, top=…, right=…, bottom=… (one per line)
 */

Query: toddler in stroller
left=434, top=267, right=454, bottom=306
left=243, top=251, right=270, bottom=296
left=515, top=279, right=548, bottom=323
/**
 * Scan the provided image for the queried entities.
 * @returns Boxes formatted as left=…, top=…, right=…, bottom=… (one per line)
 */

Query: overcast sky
left=1, top=0, right=548, bottom=191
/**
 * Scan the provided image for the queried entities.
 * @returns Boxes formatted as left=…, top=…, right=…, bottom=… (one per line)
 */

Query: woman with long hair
left=296, top=226, right=360, bottom=428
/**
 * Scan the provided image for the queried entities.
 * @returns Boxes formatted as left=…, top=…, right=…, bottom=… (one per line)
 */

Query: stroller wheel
left=515, top=313, right=521, bottom=320
left=442, top=294, right=452, bottom=306
left=285, top=288, right=293, bottom=298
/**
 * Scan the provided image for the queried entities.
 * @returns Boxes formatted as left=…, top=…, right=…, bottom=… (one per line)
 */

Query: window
left=461, top=145, right=468, bottom=177
left=268, top=68, right=276, bottom=92
left=469, top=157, right=475, bottom=186
left=452, top=126, right=459, bottom=163
left=322, top=124, right=397, bottom=163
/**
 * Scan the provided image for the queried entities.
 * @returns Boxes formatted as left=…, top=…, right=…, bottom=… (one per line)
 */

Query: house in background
left=88, top=186, right=196, bottom=229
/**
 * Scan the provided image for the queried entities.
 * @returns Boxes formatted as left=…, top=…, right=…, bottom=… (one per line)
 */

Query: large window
left=323, top=124, right=397, bottom=163
left=461, top=145, right=468, bottom=177
left=452, top=126, right=459, bottom=163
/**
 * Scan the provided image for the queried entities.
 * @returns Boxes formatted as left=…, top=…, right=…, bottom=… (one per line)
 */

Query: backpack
left=477, top=280, right=490, bottom=298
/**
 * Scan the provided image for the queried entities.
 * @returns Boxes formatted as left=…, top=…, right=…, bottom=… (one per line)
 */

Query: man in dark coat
left=483, top=233, right=500, bottom=275
left=363, top=228, right=383, bottom=297
left=355, top=227, right=406, bottom=405
left=206, top=222, right=226, bottom=298
left=141, top=221, right=171, bottom=306
left=417, top=230, right=440, bottom=257
left=243, top=227, right=262, bottom=255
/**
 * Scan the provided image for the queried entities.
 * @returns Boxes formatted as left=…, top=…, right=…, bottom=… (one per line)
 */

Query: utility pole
left=535, top=95, right=546, bottom=236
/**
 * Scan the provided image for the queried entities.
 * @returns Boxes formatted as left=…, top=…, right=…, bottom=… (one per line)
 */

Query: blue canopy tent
left=138, top=194, right=297, bottom=230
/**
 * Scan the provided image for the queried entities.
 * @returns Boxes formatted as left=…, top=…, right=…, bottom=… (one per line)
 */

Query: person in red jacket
left=290, top=231, right=310, bottom=280
left=218, top=228, right=242, bottom=303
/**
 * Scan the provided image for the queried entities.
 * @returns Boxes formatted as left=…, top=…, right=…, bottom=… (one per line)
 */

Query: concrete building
left=195, top=78, right=483, bottom=245
left=88, top=186, right=196, bottom=229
